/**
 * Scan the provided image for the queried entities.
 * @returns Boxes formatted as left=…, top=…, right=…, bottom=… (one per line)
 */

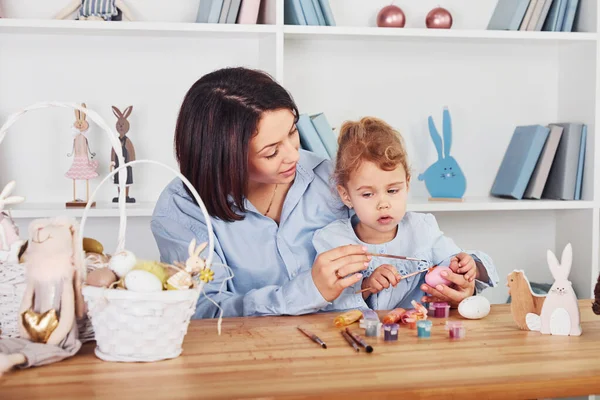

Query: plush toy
left=0, top=181, right=25, bottom=264
left=418, top=107, right=467, bottom=200
left=55, top=0, right=134, bottom=21
left=0, top=217, right=85, bottom=376
left=525, top=243, right=582, bottom=336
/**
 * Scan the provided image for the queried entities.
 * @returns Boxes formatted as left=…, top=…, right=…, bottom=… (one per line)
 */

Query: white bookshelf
left=0, top=0, right=599, bottom=312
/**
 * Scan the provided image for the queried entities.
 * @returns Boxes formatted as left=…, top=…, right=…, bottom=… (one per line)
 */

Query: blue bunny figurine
left=418, top=107, right=467, bottom=199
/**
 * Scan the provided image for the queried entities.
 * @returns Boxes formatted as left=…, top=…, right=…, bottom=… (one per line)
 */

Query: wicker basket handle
left=0, top=101, right=128, bottom=244
left=78, top=159, right=216, bottom=271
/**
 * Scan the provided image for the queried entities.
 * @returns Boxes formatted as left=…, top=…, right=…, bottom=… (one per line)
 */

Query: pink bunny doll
left=526, top=243, right=582, bottom=336
left=0, top=217, right=85, bottom=376
left=0, top=181, right=25, bottom=264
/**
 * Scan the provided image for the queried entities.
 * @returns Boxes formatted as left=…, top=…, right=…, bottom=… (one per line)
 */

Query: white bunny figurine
left=526, top=243, right=582, bottom=336
left=0, top=181, right=25, bottom=263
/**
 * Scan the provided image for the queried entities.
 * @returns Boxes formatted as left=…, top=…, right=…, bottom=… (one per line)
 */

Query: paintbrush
left=368, top=253, right=427, bottom=263
left=297, top=327, right=327, bottom=349
left=355, top=268, right=430, bottom=294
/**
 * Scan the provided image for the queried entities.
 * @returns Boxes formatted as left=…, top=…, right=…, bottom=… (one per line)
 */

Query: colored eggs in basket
left=425, top=265, right=452, bottom=287
left=458, top=295, right=491, bottom=319
left=86, top=267, right=118, bottom=288
left=109, top=250, right=137, bottom=278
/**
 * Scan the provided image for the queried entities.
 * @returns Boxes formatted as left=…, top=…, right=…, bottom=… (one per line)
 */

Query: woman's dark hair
left=175, top=67, right=299, bottom=222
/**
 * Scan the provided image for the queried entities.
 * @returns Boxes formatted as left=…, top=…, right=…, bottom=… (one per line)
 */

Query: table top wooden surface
left=2, top=300, right=600, bottom=399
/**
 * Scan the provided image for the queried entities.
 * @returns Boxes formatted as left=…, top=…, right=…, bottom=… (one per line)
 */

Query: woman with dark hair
left=151, top=67, right=370, bottom=318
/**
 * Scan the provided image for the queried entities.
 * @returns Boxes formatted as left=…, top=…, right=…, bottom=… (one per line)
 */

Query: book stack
left=490, top=123, right=587, bottom=200
left=487, top=0, right=580, bottom=32
left=197, top=0, right=262, bottom=24
left=285, top=0, right=336, bottom=26
left=297, top=113, right=337, bottom=160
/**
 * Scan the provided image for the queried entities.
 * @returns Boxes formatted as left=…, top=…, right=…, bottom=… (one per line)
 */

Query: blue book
left=317, top=0, right=336, bottom=26
left=487, top=0, right=531, bottom=30
left=226, top=0, right=242, bottom=23
left=310, top=113, right=337, bottom=159
left=297, top=114, right=329, bottom=159
left=543, top=0, right=564, bottom=31
left=561, top=0, right=579, bottom=31
left=284, top=0, right=307, bottom=25
left=299, top=0, right=320, bottom=25
left=555, top=0, right=569, bottom=30
left=311, top=0, right=326, bottom=25
left=574, top=124, right=586, bottom=200
left=196, top=0, right=214, bottom=22
left=490, top=125, right=550, bottom=199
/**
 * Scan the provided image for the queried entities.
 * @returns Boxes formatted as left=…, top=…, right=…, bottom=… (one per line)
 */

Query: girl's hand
left=450, top=252, right=477, bottom=282
left=420, top=268, right=475, bottom=308
left=361, top=264, right=399, bottom=299
left=311, top=244, right=370, bottom=302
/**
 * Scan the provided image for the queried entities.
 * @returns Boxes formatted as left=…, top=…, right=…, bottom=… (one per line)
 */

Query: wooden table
left=2, top=300, right=600, bottom=399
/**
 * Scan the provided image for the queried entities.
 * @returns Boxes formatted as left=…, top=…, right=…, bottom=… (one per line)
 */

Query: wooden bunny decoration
left=0, top=217, right=85, bottom=376
left=110, top=105, right=136, bottom=203
left=525, top=243, right=582, bottom=336
left=65, top=103, right=98, bottom=208
left=0, top=181, right=25, bottom=264
left=507, top=270, right=545, bottom=331
left=55, top=0, right=134, bottom=21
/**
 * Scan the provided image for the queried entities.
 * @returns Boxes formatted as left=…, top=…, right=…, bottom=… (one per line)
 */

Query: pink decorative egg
left=425, top=265, right=452, bottom=287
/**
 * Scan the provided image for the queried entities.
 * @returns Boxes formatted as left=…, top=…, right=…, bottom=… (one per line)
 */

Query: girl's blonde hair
left=334, top=117, right=410, bottom=188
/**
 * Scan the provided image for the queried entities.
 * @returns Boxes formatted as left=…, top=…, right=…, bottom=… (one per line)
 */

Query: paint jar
left=364, top=319, right=380, bottom=337
left=383, top=323, right=399, bottom=341
left=408, top=312, right=426, bottom=329
left=446, top=321, right=466, bottom=339
left=429, top=302, right=450, bottom=318
left=417, top=320, right=432, bottom=338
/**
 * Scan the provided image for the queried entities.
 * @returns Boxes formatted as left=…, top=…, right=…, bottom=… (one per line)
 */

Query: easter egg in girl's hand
left=425, top=265, right=452, bottom=287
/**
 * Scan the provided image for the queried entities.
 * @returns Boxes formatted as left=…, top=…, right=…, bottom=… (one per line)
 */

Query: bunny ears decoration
left=418, top=107, right=467, bottom=201
left=0, top=181, right=25, bottom=211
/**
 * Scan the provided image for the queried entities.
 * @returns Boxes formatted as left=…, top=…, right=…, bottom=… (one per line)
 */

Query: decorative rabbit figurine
left=418, top=107, right=467, bottom=200
left=65, top=103, right=99, bottom=208
left=168, top=239, right=210, bottom=290
left=110, top=105, right=136, bottom=203
left=55, top=0, right=134, bottom=21
left=525, top=243, right=582, bottom=336
left=0, top=181, right=25, bottom=264
left=0, top=217, right=85, bottom=376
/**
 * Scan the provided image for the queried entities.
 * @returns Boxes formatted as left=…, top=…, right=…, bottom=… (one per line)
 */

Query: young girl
left=312, top=117, right=499, bottom=311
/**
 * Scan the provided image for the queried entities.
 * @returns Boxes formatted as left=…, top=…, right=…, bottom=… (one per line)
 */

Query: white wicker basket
left=79, top=159, right=216, bottom=362
left=0, top=101, right=128, bottom=341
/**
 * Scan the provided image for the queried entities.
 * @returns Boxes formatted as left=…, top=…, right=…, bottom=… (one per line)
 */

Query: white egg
left=124, top=270, right=163, bottom=292
left=109, top=250, right=137, bottom=278
left=458, top=295, right=491, bottom=319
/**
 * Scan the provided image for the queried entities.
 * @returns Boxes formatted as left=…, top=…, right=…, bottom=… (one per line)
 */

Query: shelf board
left=284, top=25, right=597, bottom=44
left=7, top=197, right=595, bottom=218
left=407, top=197, right=596, bottom=212
left=8, top=201, right=156, bottom=219
left=0, top=18, right=277, bottom=38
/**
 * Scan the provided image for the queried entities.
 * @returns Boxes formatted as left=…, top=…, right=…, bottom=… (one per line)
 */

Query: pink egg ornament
left=425, top=265, right=452, bottom=287
left=426, top=7, right=453, bottom=29
left=376, top=5, right=406, bottom=28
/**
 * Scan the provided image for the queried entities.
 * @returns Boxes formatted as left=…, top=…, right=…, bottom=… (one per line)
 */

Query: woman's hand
left=420, top=268, right=474, bottom=308
left=311, top=244, right=370, bottom=302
